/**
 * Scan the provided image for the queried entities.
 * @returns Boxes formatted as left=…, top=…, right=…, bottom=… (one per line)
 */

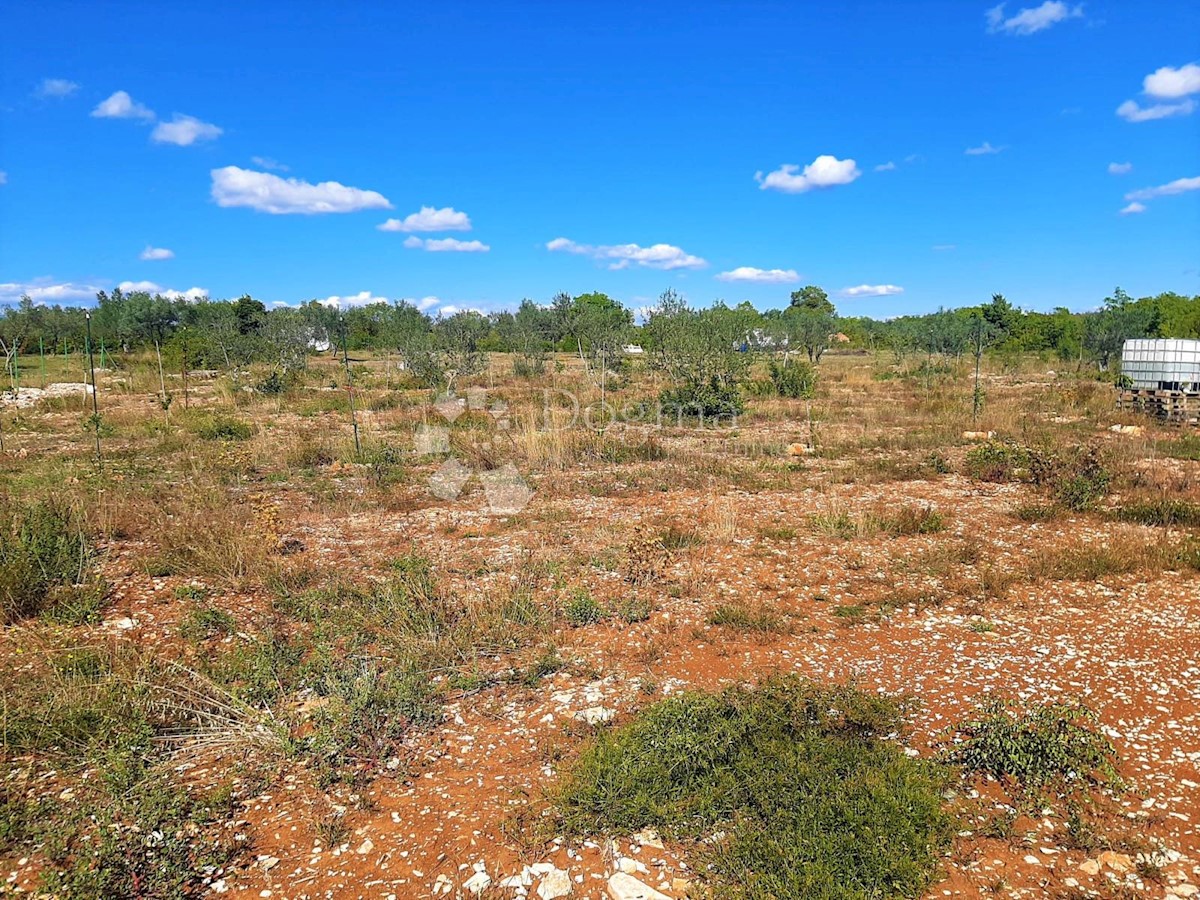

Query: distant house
left=622, top=344, right=645, bottom=355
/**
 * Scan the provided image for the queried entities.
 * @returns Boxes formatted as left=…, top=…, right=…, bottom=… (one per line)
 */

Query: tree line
left=2, top=284, right=1197, bottom=396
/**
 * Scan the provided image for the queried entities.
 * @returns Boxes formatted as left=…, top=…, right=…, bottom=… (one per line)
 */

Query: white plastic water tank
left=1121, top=338, right=1200, bottom=392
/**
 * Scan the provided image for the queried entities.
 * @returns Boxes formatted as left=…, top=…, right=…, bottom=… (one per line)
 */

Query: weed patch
left=556, top=675, right=951, bottom=899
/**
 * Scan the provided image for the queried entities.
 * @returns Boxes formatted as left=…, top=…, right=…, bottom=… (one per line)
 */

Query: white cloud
left=378, top=206, right=472, bottom=233
left=250, top=155, right=288, bottom=171
left=1124, top=175, right=1200, bottom=202
left=0, top=171, right=6, bottom=185
left=0, top=281, right=100, bottom=304
left=1143, top=63, right=1200, bottom=99
left=838, top=284, right=905, bottom=298
left=874, top=161, right=896, bottom=172
left=91, top=90, right=154, bottom=120
left=408, top=296, right=441, bottom=312
left=116, top=280, right=207, bottom=300
left=755, top=155, right=861, bottom=193
left=36, top=78, right=79, bottom=98
left=986, top=1, right=1082, bottom=35
left=139, top=246, right=174, bottom=261
left=210, top=166, right=393, bottom=215
left=965, top=141, right=1005, bottom=155
left=715, top=266, right=800, bottom=284
left=932, top=244, right=956, bottom=251
left=403, top=236, right=490, bottom=253
left=319, top=291, right=389, bottom=308
left=1119, top=202, right=1146, bottom=215
left=546, top=237, right=706, bottom=270
left=1116, top=98, right=1196, bottom=122
left=151, top=114, right=222, bottom=146
left=1107, top=161, right=1133, bottom=175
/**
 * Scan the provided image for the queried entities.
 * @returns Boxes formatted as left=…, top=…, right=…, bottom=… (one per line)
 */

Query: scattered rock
left=962, top=430, right=996, bottom=441
left=1078, top=859, right=1100, bottom=875
left=463, top=869, right=491, bottom=894
left=576, top=706, right=616, bottom=725
left=537, top=867, right=572, bottom=899
left=606, top=872, right=671, bottom=900
left=1097, top=850, right=1132, bottom=873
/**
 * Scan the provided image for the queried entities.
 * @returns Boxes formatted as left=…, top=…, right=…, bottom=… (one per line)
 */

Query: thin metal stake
left=340, top=318, right=362, bottom=458
left=85, top=311, right=102, bottom=468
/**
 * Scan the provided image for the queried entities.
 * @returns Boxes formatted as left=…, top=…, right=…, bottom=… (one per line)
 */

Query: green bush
left=963, top=440, right=1030, bottom=482
left=557, top=675, right=951, bottom=899
left=190, top=414, right=255, bottom=441
left=945, top=698, right=1121, bottom=799
left=1030, top=444, right=1111, bottom=511
left=768, top=358, right=817, bottom=399
left=1, top=499, right=91, bottom=623
left=564, top=591, right=606, bottom=627
left=1112, top=499, right=1200, bottom=527
left=658, top=379, right=744, bottom=423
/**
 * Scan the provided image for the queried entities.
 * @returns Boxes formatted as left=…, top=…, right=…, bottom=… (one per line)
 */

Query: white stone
left=537, top=867, right=572, bottom=899
left=606, top=872, right=671, bottom=900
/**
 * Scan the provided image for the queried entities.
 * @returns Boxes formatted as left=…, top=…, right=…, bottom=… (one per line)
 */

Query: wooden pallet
left=1117, top=388, right=1200, bottom=426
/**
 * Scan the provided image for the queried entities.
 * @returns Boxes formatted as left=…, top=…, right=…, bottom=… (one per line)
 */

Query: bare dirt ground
left=3, top=353, right=1199, bottom=899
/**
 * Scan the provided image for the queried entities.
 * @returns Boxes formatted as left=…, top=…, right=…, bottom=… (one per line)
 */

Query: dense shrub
left=945, top=698, right=1121, bottom=798
left=1030, top=443, right=1112, bottom=511
left=557, top=675, right=951, bottom=899
left=963, top=440, right=1031, bottom=482
left=767, top=358, right=817, bottom=399
left=189, top=414, right=255, bottom=441
left=658, top=379, right=744, bottom=424
left=0, top=499, right=91, bottom=623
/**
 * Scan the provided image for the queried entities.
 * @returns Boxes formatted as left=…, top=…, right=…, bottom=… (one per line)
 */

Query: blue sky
left=1, top=0, right=1198, bottom=318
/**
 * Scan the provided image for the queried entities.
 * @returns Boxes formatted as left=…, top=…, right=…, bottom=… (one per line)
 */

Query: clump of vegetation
left=945, top=698, right=1121, bottom=802
left=556, top=675, right=951, bottom=900
left=179, top=602, right=236, bottom=641
left=1012, top=502, right=1060, bottom=523
left=1112, top=499, right=1200, bottom=527
left=811, top=502, right=944, bottom=539
left=1, top=499, right=93, bottom=623
left=963, top=440, right=1031, bottom=482
left=707, top=602, right=793, bottom=634
left=658, top=379, right=744, bottom=423
left=767, top=358, right=816, bottom=399
left=1030, top=443, right=1112, bottom=511
left=0, top=646, right=269, bottom=895
left=188, top=413, right=255, bottom=441
left=564, top=590, right=606, bottom=627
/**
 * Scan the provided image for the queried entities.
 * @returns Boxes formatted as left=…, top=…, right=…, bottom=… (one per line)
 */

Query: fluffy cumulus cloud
left=210, top=166, right=393, bottom=215
left=91, top=90, right=154, bottom=120
left=715, top=267, right=800, bottom=284
left=1117, top=62, right=1200, bottom=122
left=965, top=141, right=1005, bottom=155
left=407, top=296, right=442, bottom=312
left=986, top=1, right=1082, bottom=35
left=546, top=237, right=706, bottom=270
left=838, top=284, right=905, bottom=298
left=36, top=78, right=79, bottom=98
left=1116, top=98, right=1196, bottom=122
left=1119, top=202, right=1147, bottom=215
left=1107, top=162, right=1133, bottom=175
left=402, top=236, right=489, bottom=253
left=755, top=155, right=861, bottom=193
left=139, top=245, right=174, bottom=261
left=152, top=114, right=222, bottom=146
left=1144, top=63, right=1200, bottom=99
left=874, top=161, right=896, bottom=172
left=117, top=280, right=207, bottom=300
left=0, top=281, right=100, bottom=304
left=378, top=206, right=472, bottom=233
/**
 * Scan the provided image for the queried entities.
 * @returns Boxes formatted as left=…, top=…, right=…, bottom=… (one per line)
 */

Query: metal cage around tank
left=1117, top=338, right=1200, bottom=425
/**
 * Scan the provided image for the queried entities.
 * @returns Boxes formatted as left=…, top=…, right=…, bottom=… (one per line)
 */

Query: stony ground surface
left=3, top=361, right=1199, bottom=899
